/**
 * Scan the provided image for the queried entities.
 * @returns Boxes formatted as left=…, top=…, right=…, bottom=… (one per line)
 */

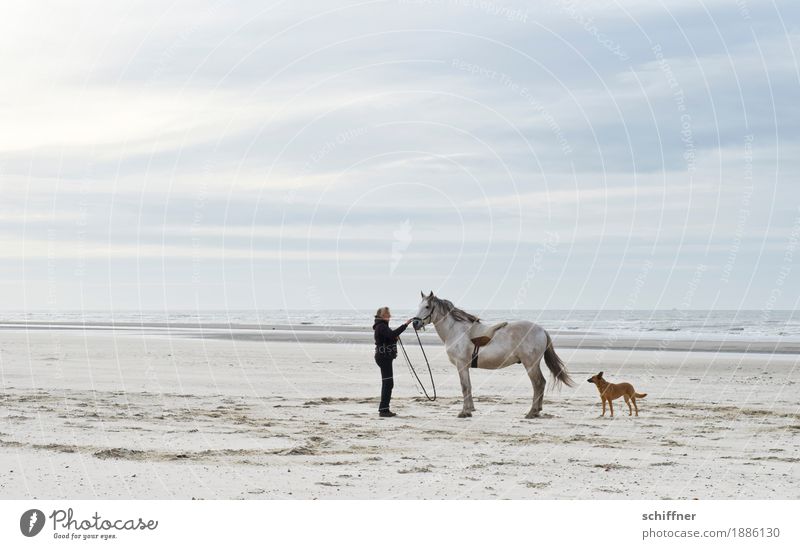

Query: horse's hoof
left=457, top=411, right=472, bottom=418
left=524, top=412, right=540, bottom=419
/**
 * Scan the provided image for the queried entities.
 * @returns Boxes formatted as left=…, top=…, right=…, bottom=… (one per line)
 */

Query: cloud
left=1, top=0, right=798, bottom=308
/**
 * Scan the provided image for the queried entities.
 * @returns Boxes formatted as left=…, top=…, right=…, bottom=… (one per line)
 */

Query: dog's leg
left=609, top=399, right=614, bottom=417
left=624, top=394, right=632, bottom=416
left=632, top=396, right=639, bottom=416
left=601, top=398, right=606, bottom=417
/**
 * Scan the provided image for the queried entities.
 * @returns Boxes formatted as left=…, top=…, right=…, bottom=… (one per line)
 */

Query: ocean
left=2, top=309, right=800, bottom=341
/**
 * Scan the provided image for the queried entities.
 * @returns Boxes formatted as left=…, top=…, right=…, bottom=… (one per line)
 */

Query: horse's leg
left=456, top=363, right=474, bottom=418
left=524, top=359, right=546, bottom=419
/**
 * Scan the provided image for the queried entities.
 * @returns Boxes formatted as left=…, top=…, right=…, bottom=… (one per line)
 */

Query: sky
left=1, top=0, right=799, bottom=312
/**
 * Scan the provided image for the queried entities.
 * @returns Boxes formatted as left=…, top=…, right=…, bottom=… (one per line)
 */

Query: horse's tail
left=635, top=392, right=647, bottom=398
left=543, top=331, right=575, bottom=388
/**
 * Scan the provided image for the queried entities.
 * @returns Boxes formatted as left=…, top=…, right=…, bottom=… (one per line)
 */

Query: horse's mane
left=431, top=296, right=481, bottom=323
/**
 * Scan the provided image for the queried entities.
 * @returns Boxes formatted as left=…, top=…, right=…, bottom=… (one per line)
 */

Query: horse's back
left=503, top=320, right=547, bottom=342
left=475, top=320, right=548, bottom=368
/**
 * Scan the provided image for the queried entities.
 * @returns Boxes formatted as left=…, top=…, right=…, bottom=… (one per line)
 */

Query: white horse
left=412, top=291, right=575, bottom=418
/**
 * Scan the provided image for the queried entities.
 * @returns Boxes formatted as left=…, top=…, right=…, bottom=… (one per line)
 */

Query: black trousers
left=375, top=354, right=394, bottom=411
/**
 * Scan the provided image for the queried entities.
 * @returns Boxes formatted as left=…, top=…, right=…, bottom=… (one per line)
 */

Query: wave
left=2, top=309, right=800, bottom=339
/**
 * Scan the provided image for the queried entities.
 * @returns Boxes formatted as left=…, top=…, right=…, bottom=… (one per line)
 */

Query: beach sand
left=0, top=325, right=798, bottom=499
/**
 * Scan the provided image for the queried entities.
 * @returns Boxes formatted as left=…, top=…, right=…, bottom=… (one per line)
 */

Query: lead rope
left=398, top=325, right=436, bottom=401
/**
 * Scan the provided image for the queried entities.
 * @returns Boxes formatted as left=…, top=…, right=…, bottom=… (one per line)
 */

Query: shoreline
left=1, top=321, right=799, bottom=354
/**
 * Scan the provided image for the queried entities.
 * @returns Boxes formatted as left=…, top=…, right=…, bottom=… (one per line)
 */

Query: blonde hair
left=375, top=306, right=390, bottom=319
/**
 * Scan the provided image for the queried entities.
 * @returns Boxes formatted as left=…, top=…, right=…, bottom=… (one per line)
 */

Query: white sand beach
left=1, top=325, right=798, bottom=499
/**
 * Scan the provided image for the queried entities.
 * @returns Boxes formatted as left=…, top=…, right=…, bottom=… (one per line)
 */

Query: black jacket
left=372, top=318, right=408, bottom=358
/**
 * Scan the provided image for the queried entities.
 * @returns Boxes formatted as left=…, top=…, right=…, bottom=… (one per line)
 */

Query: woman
left=372, top=307, right=413, bottom=417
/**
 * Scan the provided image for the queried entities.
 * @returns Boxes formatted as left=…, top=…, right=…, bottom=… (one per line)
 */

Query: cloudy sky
left=1, top=0, right=798, bottom=311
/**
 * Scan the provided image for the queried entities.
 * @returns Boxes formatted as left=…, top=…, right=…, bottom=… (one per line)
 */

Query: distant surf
left=1, top=309, right=799, bottom=341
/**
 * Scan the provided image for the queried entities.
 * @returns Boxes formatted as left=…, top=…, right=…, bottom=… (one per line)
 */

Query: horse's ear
left=420, top=290, right=425, bottom=298
left=429, top=290, right=435, bottom=297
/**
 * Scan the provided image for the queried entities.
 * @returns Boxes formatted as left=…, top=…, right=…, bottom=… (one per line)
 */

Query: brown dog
left=587, top=372, right=647, bottom=417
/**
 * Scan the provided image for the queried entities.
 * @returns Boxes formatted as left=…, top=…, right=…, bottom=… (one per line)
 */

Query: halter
left=412, top=313, right=431, bottom=326
left=413, top=305, right=434, bottom=327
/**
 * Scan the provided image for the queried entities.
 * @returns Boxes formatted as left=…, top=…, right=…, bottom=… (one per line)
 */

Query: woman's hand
left=405, top=319, right=414, bottom=326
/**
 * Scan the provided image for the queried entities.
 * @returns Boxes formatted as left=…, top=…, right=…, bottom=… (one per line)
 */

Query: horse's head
left=413, top=291, right=436, bottom=330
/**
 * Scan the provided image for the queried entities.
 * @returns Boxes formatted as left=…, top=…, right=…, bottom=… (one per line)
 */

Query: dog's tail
left=543, top=331, right=575, bottom=388
left=635, top=392, right=647, bottom=398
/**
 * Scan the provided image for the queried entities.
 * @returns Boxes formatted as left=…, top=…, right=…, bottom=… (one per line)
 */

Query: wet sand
left=3, top=321, right=800, bottom=353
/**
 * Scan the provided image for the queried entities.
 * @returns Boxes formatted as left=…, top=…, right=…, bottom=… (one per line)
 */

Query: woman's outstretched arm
left=390, top=322, right=409, bottom=338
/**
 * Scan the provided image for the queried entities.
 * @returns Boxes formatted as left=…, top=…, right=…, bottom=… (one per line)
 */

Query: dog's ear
left=598, top=371, right=604, bottom=377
